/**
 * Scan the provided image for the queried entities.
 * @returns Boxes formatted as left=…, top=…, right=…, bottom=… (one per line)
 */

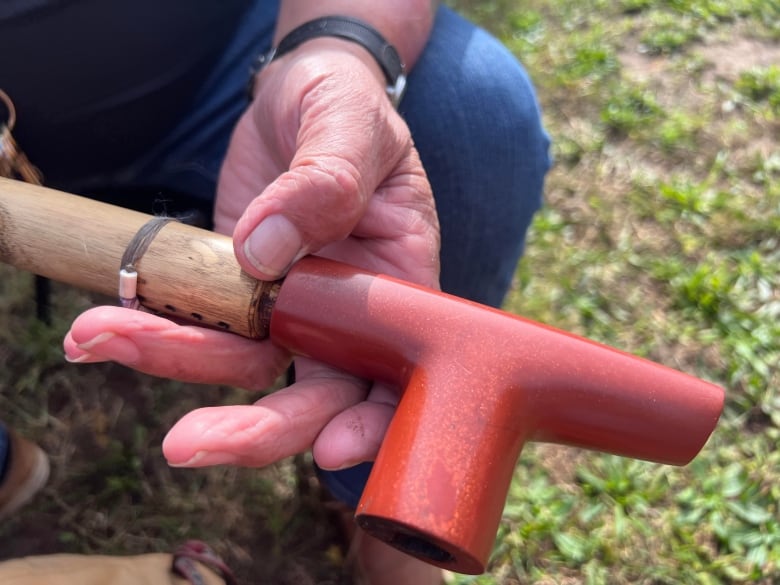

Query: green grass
left=450, top=0, right=779, bottom=582
left=2, top=0, right=780, bottom=583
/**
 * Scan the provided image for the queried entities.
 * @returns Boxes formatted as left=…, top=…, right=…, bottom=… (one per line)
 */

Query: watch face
left=247, top=48, right=277, bottom=99
left=388, top=75, right=408, bottom=109
left=250, top=48, right=276, bottom=76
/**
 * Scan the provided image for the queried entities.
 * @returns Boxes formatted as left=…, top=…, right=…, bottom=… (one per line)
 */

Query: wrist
left=250, top=16, right=408, bottom=107
left=249, top=37, right=386, bottom=98
left=275, top=1, right=437, bottom=70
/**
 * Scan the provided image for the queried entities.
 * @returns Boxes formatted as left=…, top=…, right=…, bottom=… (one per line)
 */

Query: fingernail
left=328, top=458, right=366, bottom=472
left=76, top=332, right=116, bottom=350
left=243, top=214, right=303, bottom=278
left=168, top=451, right=237, bottom=467
left=76, top=332, right=140, bottom=364
left=65, top=352, right=107, bottom=364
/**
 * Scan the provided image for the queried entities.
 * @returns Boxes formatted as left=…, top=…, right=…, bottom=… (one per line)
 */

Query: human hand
left=64, top=40, right=440, bottom=472
left=217, top=38, right=439, bottom=286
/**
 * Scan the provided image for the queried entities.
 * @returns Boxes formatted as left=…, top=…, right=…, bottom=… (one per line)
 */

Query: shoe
left=0, top=430, right=50, bottom=519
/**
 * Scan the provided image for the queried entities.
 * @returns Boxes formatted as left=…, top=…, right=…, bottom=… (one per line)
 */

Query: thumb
left=230, top=65, right=407, bottom=281
left=232, top=156, right=370, bottom=280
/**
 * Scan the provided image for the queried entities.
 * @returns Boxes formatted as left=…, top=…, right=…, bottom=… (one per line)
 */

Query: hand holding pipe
left=0, top=178, right=725, bottom=574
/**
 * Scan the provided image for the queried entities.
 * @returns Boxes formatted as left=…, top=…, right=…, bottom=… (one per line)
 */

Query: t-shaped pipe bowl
left=271, top=258, right=725, bottom=574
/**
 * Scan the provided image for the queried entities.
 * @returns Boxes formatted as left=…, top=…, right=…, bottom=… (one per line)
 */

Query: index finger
left=64, top=306, right=291, bottom=390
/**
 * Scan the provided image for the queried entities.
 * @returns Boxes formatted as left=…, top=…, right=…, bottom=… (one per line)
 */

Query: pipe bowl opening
left=355, top=513, right=485, bottom=575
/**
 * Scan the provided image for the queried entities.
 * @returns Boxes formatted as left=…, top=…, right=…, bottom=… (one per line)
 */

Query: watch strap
left=250, top=16, right=407, bottom=108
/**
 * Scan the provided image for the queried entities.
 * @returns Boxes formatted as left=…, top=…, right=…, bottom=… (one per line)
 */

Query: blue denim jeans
left=66, top=2, right=552, bottom=507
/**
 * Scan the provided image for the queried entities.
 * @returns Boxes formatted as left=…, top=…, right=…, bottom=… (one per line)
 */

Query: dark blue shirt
left=0, top=0, right=253, bottom=186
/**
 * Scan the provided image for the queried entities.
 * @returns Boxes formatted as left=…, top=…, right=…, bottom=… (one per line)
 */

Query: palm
left=65, top=48, right=440, bottom=472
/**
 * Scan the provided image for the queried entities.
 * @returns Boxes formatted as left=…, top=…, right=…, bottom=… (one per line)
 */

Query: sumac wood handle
left=0, top=178, right=275, bottom=337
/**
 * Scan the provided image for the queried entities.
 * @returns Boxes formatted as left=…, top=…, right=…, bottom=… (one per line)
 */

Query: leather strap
left=249, top=16, right=407, bottom=107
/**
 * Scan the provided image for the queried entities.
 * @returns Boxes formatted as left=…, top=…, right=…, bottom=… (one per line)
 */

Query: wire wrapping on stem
left=119, top=216, right=179, bottom=309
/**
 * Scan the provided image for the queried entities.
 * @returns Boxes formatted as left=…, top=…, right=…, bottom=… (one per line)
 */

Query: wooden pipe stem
left=0, top=178, right=277, bottom=338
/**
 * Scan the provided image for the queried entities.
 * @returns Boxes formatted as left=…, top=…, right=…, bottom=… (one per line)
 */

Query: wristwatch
left=249, top=16, right=408, bottom=108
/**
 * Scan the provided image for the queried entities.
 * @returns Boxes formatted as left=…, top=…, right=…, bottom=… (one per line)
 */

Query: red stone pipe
left=0, top=179, right=725, bottom=574
left=273, top=258, right=724, bottom=573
